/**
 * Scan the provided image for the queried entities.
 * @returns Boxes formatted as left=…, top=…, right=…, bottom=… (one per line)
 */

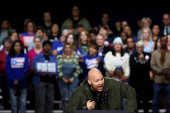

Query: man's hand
left=62, top=77, right=68, bottom=84
left=138, top=54, right=144, bottom=61
left=86, top=100, right=95, bottom=110
left=122, top=76, right=128, bottom=83
left=68, top=78, right=74, bottom=83
left=109, top=70, right=114, bottom=78
left=13, top=80, right=18, bottom=85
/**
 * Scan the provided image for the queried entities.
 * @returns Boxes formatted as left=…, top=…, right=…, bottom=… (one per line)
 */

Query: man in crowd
left=124, top=37, right=136, bottom=56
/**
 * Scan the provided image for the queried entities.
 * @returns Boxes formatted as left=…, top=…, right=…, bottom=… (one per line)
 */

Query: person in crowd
left=98, top=13, right=113, bottom=35
left=137, top=17, right=152, bottom=40
left=140, top=27, right=155, bottom=53
left=98, top=25, right=114, bottom=44
left=123, top=25, right=138, bottom=42
left=5, top=40, right=29, bottom=113
left=66, top=68, right=137, bottom=113
left=78, top=30, right=91, bottom=57
left=152, top=24, right=160, bottom=41
left=27, top=26, right=45, bottom=51
left=121, top=20, right=129, bottom=29
left=154, top=37, right=161, bottom=50
left=79, top=44, right=104, bottom=80
left=32, top=40, right=56, bottom=113
left=129, top=40, right=153, bottom=113
left=160, top=13, right=170, bottom=36
left=124, top=37, right=136, bottom=56
left=133, top=17, right=142, bottom=36
left=0, top=38, right=12, bottom=110
left=20, top=20, right=36, bottom=36
left=74, top=23, right=85, bottom=44
left=58, top=33, right=82, bottom=56
left=22, top=18, right=31, bottom=33
left=104, top=37, right=130, bottom=83
left=51, top=29, right=70, bottom=56
left=61, top=5, right=92, bottom=36
left=41, top=12, right=53, bottom=33
left=89, top=29, right=98, bottom=44
left=120, top=31, right=128, bottom=49
left=150, top=35, right=170, bottom=113
left=113, top=20, right=122, bottom=37
left=43, top=30, right=49, bottom=41
left=49, top=23, right=60, bottom=43
left=57, top=43, right=81, bottom=113
left=0, top=19, right=13, bottom=45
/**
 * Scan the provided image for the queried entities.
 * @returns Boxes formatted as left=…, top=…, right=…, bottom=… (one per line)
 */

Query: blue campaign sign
left=35, top=60, right=58, bottom=76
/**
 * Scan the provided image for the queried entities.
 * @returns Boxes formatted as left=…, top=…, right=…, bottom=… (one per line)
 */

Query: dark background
left=0, top=0, right=170, bottom=33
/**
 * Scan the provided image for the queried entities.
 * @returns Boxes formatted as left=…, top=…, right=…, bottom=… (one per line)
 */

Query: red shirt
left=0, top=49, right=7, bottom=75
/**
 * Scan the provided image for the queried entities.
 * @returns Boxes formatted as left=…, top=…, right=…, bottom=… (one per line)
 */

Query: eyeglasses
left=136, top=47, right=143, bottom=49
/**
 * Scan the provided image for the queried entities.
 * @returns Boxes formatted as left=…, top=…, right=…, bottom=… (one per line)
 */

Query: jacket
left=150, top=49, right=170, bottom=84
left=0, top=48, right=7, bottom=75
left=66, top=77, right=137, bottom=113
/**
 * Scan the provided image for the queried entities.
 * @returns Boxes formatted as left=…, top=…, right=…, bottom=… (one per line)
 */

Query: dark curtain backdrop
left=0, top=0, right=170, bottom=33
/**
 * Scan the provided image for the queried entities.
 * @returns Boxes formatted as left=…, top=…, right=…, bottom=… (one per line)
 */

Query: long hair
left=65, top=33, right=78, bottom=53
left=140, top=27, right=153, bottom=41
left=50, top=23, right=60, bottom=37
left=78, top=30, right=91, bottom=49
left=112, top=46, right=125, bottom=57
left=62, top=43, right=74, bottom=59
left=141, top=17, right=152, bottom=28
left=8, top=40, right=24, bottom=57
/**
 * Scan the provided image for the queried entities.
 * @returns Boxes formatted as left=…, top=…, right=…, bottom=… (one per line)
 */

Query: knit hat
left=113, top=37, right=123, bottom=46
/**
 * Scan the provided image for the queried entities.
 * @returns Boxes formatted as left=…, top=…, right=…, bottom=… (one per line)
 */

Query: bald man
left=66, top=68, right=137, bottom=113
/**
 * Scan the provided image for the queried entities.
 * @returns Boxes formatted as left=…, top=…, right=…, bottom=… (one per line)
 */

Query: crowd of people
left=0, top=5, right=170, bottom=113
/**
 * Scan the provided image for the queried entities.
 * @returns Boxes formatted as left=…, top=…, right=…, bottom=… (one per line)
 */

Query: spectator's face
left=143, top=20, right=150, bottom=27
left=90, top=33, right=96, bottom=41
left=44, top=12, right=51, bottom=22
left=122, top=21, right=128, bottom=28
left=60, top=32, right=68, bottom=43
left=34, top=38, right=42, bottom=48
left=14, top=42, right=21, bottom=54
left=89, top=47, right=97, bottom=56
left=36, top=29, right=43, bottom=37
left=72, top=6, right=79, bottom=17
left=1, top=20, right=8, bottom=29
left=96, top=35, right=104, bottom=47
left=127, top=38, right=135, bottom=48
left=99, top=28, right=107, bottom=36
left=80, top=31, right=87, bottom=42
left=27, top=22, right=34, bottom=32
left=10, top=32, right=18, bottom=42
left=114, top=42, right=122, bottom=52
left=52, top=24, right=59, bottom=33
left=142, top=29, right=150, bottom=40
left=66, top=34, right=74, bottom=45
left=152, top=25, right=160, bottom=35
left=160, top=37, right=167, bottom=49
left=43, top=44, right=51, bottom=53
left=4, top=41, right=11, bottom=51
left=120, top=32, right=127, bottom=42
left=77, top=26, right=84, bottom=33
left=43, top=33, right=48, bottom=41
left=102, top=14, right=109, bottom=23
left=115, top=21, right=121, bottom=29
left=88, top=74, right=104, bottom=92
left=136, top=45, right=144, bottom=54
left=163, top=14, right=170, bottom=26
left=123, top=26, right=131, bottom=36
left=64, top=45, right=72, bottom=55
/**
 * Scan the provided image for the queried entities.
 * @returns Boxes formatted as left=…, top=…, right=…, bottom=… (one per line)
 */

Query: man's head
left=42, top=40, right=52, bottom=53
left=160, top=35, right=168, bottom=49
left=101, top=13, right=109, bottom=23
left=96, top=34, right=105, bottom=47
left=126, top=37, right=135, bottom=49
left=123, top=25, right=132, bottom=36
left=35, top=26, right=45, bottom=37
left=136, top=41, right=144, bottom=54
left=88, top=69, right=104, bottom=92
left=43, top=12, right=52, bottom=22
left=60, top=29, right=70, bottom=43
left=3, top=38, right=12, bottom=51
left=162, top=13, right=170, bottom=27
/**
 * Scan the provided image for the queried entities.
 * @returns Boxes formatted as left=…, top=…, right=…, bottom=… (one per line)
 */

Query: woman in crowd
left=140, top=27, right=155, bottom=53
left=120, top=31, right=128, bottom=49
left=49, top=23, right=60, bottom=43
left=152, top=24, right=160, bottom=42
left=78, top=30, right=91, bottom=57
left=57, top=43, right=81, bottom=113
left=5, top=40, right=29, bottom=113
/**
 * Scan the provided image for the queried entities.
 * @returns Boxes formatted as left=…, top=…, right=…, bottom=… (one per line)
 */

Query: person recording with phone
left=66, top=68, right=137, bottom=113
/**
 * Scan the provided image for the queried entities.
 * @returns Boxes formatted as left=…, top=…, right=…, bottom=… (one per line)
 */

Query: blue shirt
left=143, top=41, right=154, bottom=53
left=80, top=54, right=104, bottom=80
left=20, top=32, right=35, bottom=36
left=51, top=41, right=64, bottom=53
left=5, top=53, right=29, bottom=88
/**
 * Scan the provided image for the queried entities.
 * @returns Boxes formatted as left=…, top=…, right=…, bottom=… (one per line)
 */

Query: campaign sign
left=11, top=58, right=25, bottom=68
left=20, top=35, right=34, bottom=47
left=85, top=58, right=99, bottom=69
left=35, top=61, right=58, bottom=75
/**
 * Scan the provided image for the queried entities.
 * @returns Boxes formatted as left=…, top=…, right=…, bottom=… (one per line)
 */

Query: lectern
left=75, top=110, right=130, bottom=113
